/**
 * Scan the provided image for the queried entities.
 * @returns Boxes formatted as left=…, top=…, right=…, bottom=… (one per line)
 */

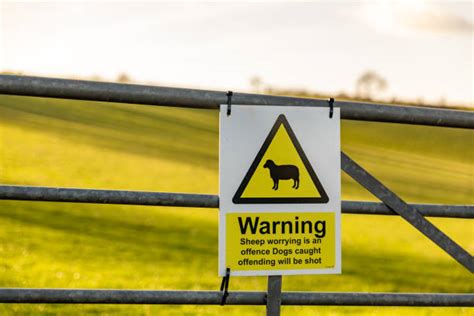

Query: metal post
left=266, top=276, right=282, bottom=316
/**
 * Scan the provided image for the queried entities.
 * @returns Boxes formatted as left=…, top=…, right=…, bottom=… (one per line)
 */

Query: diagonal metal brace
left=341, top=151, right=473, bottom=273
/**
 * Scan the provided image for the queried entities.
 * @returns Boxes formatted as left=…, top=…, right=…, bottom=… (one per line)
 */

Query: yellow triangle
left=233, top=114, right=329, bottom=204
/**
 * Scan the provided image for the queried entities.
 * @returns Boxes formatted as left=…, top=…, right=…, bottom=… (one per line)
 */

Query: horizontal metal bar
left=0, top=185, right=219, bottom=208
left=342, top=201, right=474, bottom=218
left=337, top=100, right=474, bottom=129
left=0, top=185, right=472, bottom=218
left=1, top=75, right=472, bottom=128
left=282, top=292, right=474, bottom=307
left=0, top=289, right=472, bottom=306
left=0, top=289, right=263, bottom=305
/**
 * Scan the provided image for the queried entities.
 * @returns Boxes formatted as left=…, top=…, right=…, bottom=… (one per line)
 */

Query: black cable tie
left=220, top=268, right=230, bottom=305
left=226, top=91, right=233, bottom=116
left=328, top=97, right=334, bottom=119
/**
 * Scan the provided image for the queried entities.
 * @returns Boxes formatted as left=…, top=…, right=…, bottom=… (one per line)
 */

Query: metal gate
left=0, top=75, right=472, bottom=315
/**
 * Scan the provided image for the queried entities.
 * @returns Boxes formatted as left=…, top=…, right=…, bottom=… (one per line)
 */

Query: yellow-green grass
left=0, top=94, right=472, bottom=315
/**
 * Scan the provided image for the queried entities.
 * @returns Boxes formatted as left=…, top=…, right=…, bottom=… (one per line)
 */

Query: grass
left=0, top=94, right=473, bottom=315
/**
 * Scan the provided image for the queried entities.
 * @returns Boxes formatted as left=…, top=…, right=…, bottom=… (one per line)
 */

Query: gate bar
left=0, top=185, right=472, bottom=218
left=341, top=152, right=474, bottom=272
left=0, top=289, right=472, bottom=306
left=1, top=75, right=473, bottom=129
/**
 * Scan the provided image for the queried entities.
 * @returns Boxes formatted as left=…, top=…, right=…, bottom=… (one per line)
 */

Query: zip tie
left=220, top=267, right=231, bottom=305
left=328, top=97, right=334, bottom=118
left=226, top=91, right=233, bottom=116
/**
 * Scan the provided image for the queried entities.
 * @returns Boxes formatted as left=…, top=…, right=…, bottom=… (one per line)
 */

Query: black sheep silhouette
left=263, top=159, right=299, bottom=190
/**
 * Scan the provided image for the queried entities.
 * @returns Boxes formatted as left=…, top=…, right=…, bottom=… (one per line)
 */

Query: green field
left=0, top=94, right=472, bottom=315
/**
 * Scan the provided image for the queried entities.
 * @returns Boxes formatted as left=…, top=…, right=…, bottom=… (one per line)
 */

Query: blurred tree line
left=249, top=71, right=459, bottom=109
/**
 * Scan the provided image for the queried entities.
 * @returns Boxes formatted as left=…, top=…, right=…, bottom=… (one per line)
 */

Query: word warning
left=219, top=104, right=341, bottom=276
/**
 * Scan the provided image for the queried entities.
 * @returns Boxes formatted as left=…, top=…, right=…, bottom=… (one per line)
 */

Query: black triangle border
left=232, top=114, right=329, bottom=204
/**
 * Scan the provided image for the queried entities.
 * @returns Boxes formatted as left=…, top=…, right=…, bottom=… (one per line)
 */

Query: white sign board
left=219, top=105, right=341, bottom=276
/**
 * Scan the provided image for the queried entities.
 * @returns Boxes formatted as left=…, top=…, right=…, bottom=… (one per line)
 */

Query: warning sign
left=219, top=105, right=340, bottom=276
left=233, top=114, right=328, bottom=204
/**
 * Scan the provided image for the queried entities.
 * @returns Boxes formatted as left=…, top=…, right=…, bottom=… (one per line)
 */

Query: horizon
left=1, top=1, right=472, bottom=108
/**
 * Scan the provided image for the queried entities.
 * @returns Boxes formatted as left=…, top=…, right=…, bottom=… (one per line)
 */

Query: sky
left=1, top=0, right=473, bottom=107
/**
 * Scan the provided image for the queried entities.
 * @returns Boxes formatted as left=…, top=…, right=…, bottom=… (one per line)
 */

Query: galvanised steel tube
left=0, top=75, right=473, bottom=129
left=0, top=185, right=219, bottom=208
left=342, top=151, right=473, bottom=273
left=0, top=289, right=265, bottom=305
left=0, top=289, right=472, bottom=306
left=281, top=292, right=474, bottom=307
left=0, top=185, right=472, bottom=218
left=337, top=100, right=474, bottom=129
left=342, top=201, right=474, bottom=218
